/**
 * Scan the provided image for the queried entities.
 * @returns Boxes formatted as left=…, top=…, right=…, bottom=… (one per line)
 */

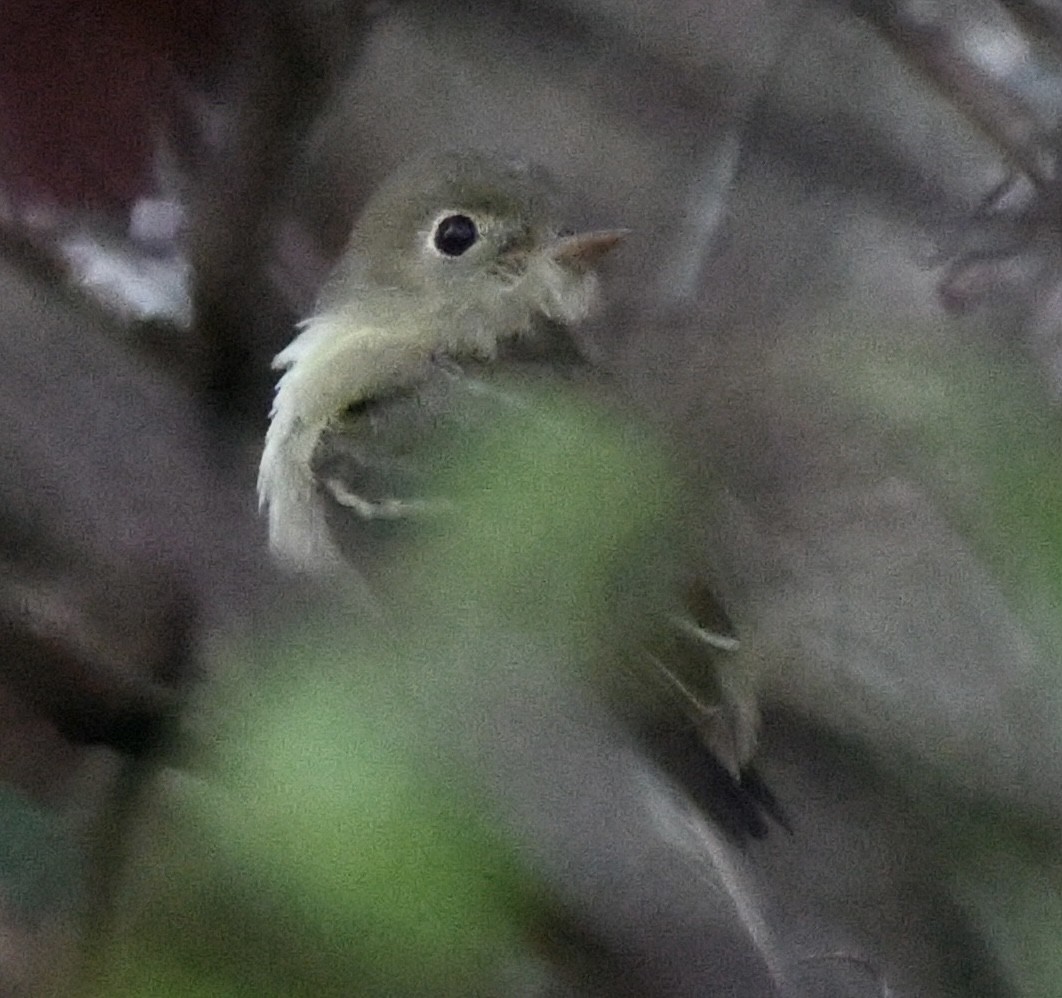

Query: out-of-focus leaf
left=0, top=786, right=77, bottom=916
left=803, top=321, right=1062, bottom=994
left=100, top=382, right=680, bottom=995
left=813, top=326, right=1062, bottom=653
left=949, top=815, right=1062, bottom=997
left=412, top=379, right=680, bottom=646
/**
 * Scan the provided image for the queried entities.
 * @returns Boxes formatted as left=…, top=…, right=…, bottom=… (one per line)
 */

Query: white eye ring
left=428, top=211, right=479, bottom=257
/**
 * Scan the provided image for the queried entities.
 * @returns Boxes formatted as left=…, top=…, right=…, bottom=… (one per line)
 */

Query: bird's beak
left=549, top=228, right=629, bottom=270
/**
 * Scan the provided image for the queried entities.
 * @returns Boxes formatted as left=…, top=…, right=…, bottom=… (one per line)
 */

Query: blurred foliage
left=805, top=320, right=1062, bottom=996
left=98, top=383, right=678, bottom=995
left=103, top=675, right=540, bottom=996
left=0, top=786, right=78, bottom=917
left=949, top=809, right=1062, bottom=997
left=812, top=321, right=1062, bottom=656
left=409, top=381, right=680, bottom=646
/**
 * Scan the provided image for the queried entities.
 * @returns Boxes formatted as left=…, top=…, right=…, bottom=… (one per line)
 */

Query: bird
left=257, top=148, right=782, bottom=838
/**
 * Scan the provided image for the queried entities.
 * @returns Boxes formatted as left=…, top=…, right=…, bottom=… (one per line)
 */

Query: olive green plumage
left=258, top=149, right=775, bottom=835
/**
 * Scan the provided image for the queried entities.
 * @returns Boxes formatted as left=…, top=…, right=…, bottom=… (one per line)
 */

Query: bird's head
left=319, top=150, right=626, bottom=349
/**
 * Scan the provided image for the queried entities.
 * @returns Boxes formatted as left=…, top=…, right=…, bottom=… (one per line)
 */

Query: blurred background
left=3, top=0, right=1062, bottom=994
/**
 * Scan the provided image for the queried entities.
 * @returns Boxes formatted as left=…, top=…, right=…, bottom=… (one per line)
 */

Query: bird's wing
left=634, top=581, right=785, bottom=839
left=309, top=356, right=780, bottom=837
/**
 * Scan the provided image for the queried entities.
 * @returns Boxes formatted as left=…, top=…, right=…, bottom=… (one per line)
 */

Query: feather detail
left=257, top=311, right=435, bottom=572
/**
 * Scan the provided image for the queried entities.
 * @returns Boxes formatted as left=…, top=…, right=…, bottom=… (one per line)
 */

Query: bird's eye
left=433, top=214, right=478, bottom=256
